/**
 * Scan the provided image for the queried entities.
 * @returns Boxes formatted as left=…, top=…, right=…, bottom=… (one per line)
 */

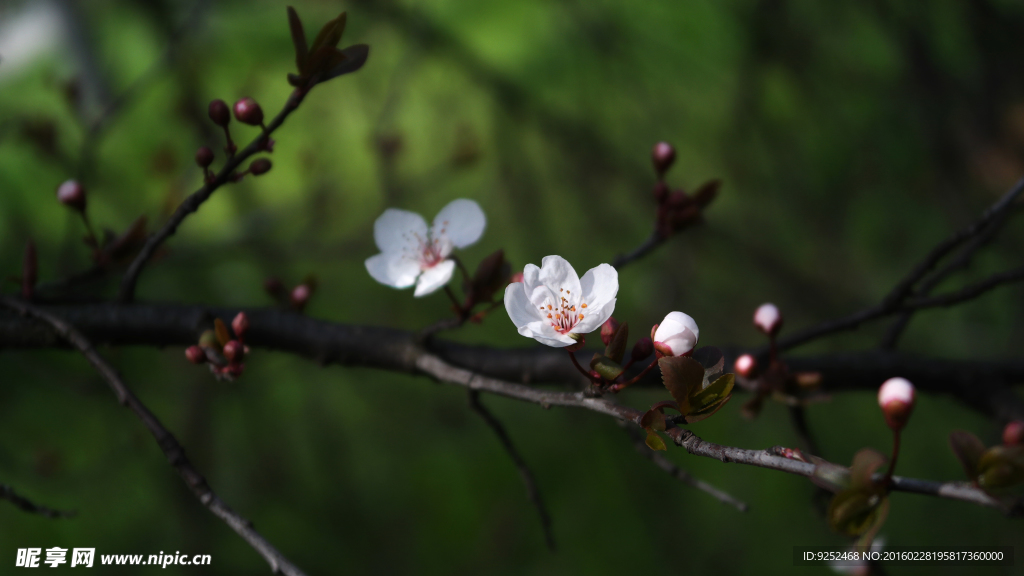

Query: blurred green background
left=1, top=0, right=1023, bottom=573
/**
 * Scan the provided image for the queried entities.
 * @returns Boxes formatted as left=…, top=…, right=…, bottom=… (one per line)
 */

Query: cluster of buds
left=264, top=276, right=316, bottom=312
left=185, top=312, right=250, bottom=380
left=649, top=141, right=720, bottom=239
left=198, top=98, right=273, bottom=183
left=734, top=303, right=822, bottom=420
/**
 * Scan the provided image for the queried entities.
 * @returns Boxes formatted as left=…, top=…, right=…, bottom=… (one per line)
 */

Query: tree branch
left=611, top=231, right=663, bottom=270
left=2, top=301, right=1022, bottom=419
left=117, top=88, right=311, bottom=303
left=468, top=390, right=556, bottom=551
left=623, top=424, right=748, bottom=511
left=0, top=297, right=307, bottom=576
left=0, top=483, right=76, bottom=519
left=666, top=428, right=1020, bottom=516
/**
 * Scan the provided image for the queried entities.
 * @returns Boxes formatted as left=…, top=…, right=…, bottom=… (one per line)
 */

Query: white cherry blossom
left=365, top=199, right=486, bottom=297
left=504, top=255, right=618, bottom=347
left=653, top=311, right=700, bottom=356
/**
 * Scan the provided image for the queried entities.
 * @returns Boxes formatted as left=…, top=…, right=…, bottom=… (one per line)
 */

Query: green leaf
left=604, top=322, right=629, bottom=364
left=849, top=448, right=887, bottom=490
left=214, top=318, right=230, bottom=347
left=684, top=373, right=735, bottom=422
left=949, top=430, right=986, bottom=479
left=977, top=445, right=1024, bottom=490
left=827, top=489, right=889, bottom=538
left=286, top=6, right=308, bottom=74
left=589, top=354, right=623, bottom=381
left=659, top=356, right=704, bottom=414
left=645, top=430, right=667, bottom=451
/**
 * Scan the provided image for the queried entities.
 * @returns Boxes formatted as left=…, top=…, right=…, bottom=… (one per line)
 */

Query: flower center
left=539, top=288, right=588, bottom=334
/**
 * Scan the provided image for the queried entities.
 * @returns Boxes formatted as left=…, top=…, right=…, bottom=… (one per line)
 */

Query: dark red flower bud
left=291, top=284, right=311, bottom=309
left=208, top=99, right=231, bottom=127
left=232, top=312, right=249, bottom=340
left=651, top=141, right=676, bottom=176
left=195, top=146, right=214, bottom=168
left=1003, top=420, right=1024, bottom=447
left=249, top=158, right=272, bottom=175
left=630, top=336, right=653, bottom=363
left=233, top=97, right=264, bottom=126
left=223, top=340, right=245, bottom=363
left=734, top=354, right=757, bottom=378
left=600, top=317, right=620, bottom=346
left=56, top=180, right=86, bottom=212
left=185, top=345, right=207, bottom=364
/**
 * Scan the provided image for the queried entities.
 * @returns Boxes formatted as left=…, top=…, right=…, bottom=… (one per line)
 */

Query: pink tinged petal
left=661, top=329, right=697, bottom=356
left=365, top=253, right=420, bottom=289
left=520, top=321, right=576, bottom=347
left=432, top=199, right=486, bottom=249
left=373, top=208, right=428, bottom=254
left=654, top=312, right=700, bottom=343
left=878, top=377, right=915, bottom=407
left=537, top=255, right=581, bottom=301
left=504, top=282, right=545, bottom=329
left=413, top=259, right=456, bottom=297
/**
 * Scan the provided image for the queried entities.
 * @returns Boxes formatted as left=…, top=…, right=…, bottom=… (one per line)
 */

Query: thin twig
left=778, top=176, right=1024, bottom=353
left=0, top=484, right=76, bottom=519
left=623, top=425, right=748, bottom=511
left=0, top=296, right=307, bottom=576
left=611, top=231, right=663, bottom=270
left=468, top=390, right=556, bottom=551
left=117, top=88, right=311, bottom=302
left=787, top=405, right=821, bottom=457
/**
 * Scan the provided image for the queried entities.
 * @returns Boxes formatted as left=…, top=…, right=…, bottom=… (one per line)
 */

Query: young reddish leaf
left=319, top=44, right=370, bottom=83
left=309, top=12, right=347, bottom=55
left=849, top=448, right=887, bottom=490
left=692, top=346, right=724, bottom=385
left=949, top=430, right=987, bottom=479
left=692, top=179, right=720, bottom=209
left=198, top=329, right=219, bottom=349
left=214, top=318, right=231, bottom=347
left=639, top=409, right=666, bottom=432
left=287, top=6, right=309, bottom=74
left=468, top=249, right=510, bottom=304
left=682, top=394, right=732, bottom=423
left=658, top=356, right=704, bottom=414
left=645, top=430, right=667, bottom=451
left=604, top=321, right=629, bottom=364
left=589, top=354, right=624, bottom=381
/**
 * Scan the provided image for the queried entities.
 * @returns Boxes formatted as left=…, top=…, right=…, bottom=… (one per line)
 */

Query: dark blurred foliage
left=1, top=0, right=1023, bottom=573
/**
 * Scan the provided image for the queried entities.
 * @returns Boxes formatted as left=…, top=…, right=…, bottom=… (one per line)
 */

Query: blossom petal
left=654, top=312, right=700, bottom=356
left=521, top=263, right=552, bottom=309
left=504, top=282, right=544, bottom=329
left=519, top=321, right=576, bottom=347
left=365, top=252, right=420, bottom=289
left=537, top=255, right=582, bottom=304
left=432, top=199, right=486, bottom=249
left=573, top=298, right=616, bottom=334
left=413, top=259, right=456, bottom=297
left=374, top=208, right=428, bottom=254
